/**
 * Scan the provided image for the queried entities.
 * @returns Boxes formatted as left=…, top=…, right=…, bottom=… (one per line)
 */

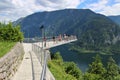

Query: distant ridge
left=108, top=15, right=120, bottom=25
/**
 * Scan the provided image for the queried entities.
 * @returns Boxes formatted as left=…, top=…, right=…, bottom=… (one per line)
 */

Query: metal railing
left=40, top=50, right=47, bottom=80
left=32, top=43, right=48, bottom=80
left=23, top=35, right=77, bottom=43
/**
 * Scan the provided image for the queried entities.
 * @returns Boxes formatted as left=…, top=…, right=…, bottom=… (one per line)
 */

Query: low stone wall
left=0, top=42, right=24, bottom=80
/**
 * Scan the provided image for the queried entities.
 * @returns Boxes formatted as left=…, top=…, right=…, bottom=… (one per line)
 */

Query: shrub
left=64, top=62, right=83, bottom=80
left=0, top=22, right=24, bottom=41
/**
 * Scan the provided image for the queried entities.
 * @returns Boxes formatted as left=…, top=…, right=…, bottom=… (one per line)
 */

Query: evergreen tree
left=85, top=54, right=106, bottom=80
left=105, top=57, right=119, bottom=80
left=64, top=62, right=83, bottom=80
left=87, top=54, right=106, bottom=75
left=83, top=72, right=101, bottom=80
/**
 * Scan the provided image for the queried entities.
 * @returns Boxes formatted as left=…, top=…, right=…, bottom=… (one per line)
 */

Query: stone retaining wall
left=0, top=42, right=24, bottom=80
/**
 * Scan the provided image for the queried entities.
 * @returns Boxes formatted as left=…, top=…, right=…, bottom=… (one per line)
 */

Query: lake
left=50, top=43, right=120, bottom=72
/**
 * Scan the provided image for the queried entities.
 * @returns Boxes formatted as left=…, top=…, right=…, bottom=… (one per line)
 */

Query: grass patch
left=48, top=60, right=77, bottom=80
left=0, top=41, right=16, bottom=57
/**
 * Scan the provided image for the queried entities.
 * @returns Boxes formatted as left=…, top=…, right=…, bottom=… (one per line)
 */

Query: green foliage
left=84, top=54, right=120, bottom=80
left=114, top=75, right=120, bottom=80
left=51, top=52, right=63, bottom=65
left=0, top=41, right=16, bottom=57
left=48, top=60, right=77, bottom=80
left=87, top=54, right=106, bottom=75
left=64, top=62, right=83, bottom=80
left=49, top=53, right=120, bottom=80
left=83, top=73, right=102, bottom=80
left=84, top=54, right=106, bottom=80
left=0, top=22, right=24, bottom=41
left=51, top=52, right=63, bottom=61
left=48, top=52, right=83, bottom=80
left=105, top=57, right=119, bottom=80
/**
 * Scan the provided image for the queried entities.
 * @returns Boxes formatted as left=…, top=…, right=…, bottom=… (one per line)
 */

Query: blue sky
left=0, top=0, right=120, bottom=22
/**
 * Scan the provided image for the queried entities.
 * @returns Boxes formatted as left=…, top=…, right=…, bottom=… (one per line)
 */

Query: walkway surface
left=30, top=51, right=42, bottom=80
left=12, top=38, right=77, bottom=80
left=12, top=43, right=33, bottom=80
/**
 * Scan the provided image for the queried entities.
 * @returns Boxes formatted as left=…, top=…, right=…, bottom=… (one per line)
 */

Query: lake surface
left=50, top=43, right=120, bottom=72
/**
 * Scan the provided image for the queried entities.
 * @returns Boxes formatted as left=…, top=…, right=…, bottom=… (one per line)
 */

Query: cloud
left=1, top=0, right=120, bottom=22
left=0, top=0, right=83, bottom=22
left=85, top=0, right=108, bottom=12
left=84, top=0, right=120, bottom=16
left=100, top=3, right=120, bottom=16
left=35, top=0, right=83, bottom=10
left=115, top=0, right=120, bottom=3
left=0, top=0, right=14, bottom=11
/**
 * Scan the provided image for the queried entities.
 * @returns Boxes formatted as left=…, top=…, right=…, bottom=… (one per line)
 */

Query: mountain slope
left=14, top=9, right=97, bottom=37
left=14, top=9, right=120, bottom=53
left=108, top=15, right=120, bottom=25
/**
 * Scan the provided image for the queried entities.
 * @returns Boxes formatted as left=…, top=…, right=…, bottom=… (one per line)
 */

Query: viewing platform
left=12, top=35, right=77, bottom=80
left=34, top=35, right=77, bottom=49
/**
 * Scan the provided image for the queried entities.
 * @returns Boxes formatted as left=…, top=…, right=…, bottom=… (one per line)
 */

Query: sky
left=0, top=0, right=120, bottom=22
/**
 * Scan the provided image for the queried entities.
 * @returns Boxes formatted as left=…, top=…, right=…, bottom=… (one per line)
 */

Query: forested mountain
left=14, top=9, right=120, bottom=54
left=109, top=15, right=120, bottom=25
left=14, top=9, right=98, bottom=37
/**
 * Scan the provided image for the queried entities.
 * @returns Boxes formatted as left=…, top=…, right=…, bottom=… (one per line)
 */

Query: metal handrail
left=40, top=50, right=47, bottom=80
left=24, top=35, right=77, bottom=43
left=32, top=43, right=47, bottom=80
